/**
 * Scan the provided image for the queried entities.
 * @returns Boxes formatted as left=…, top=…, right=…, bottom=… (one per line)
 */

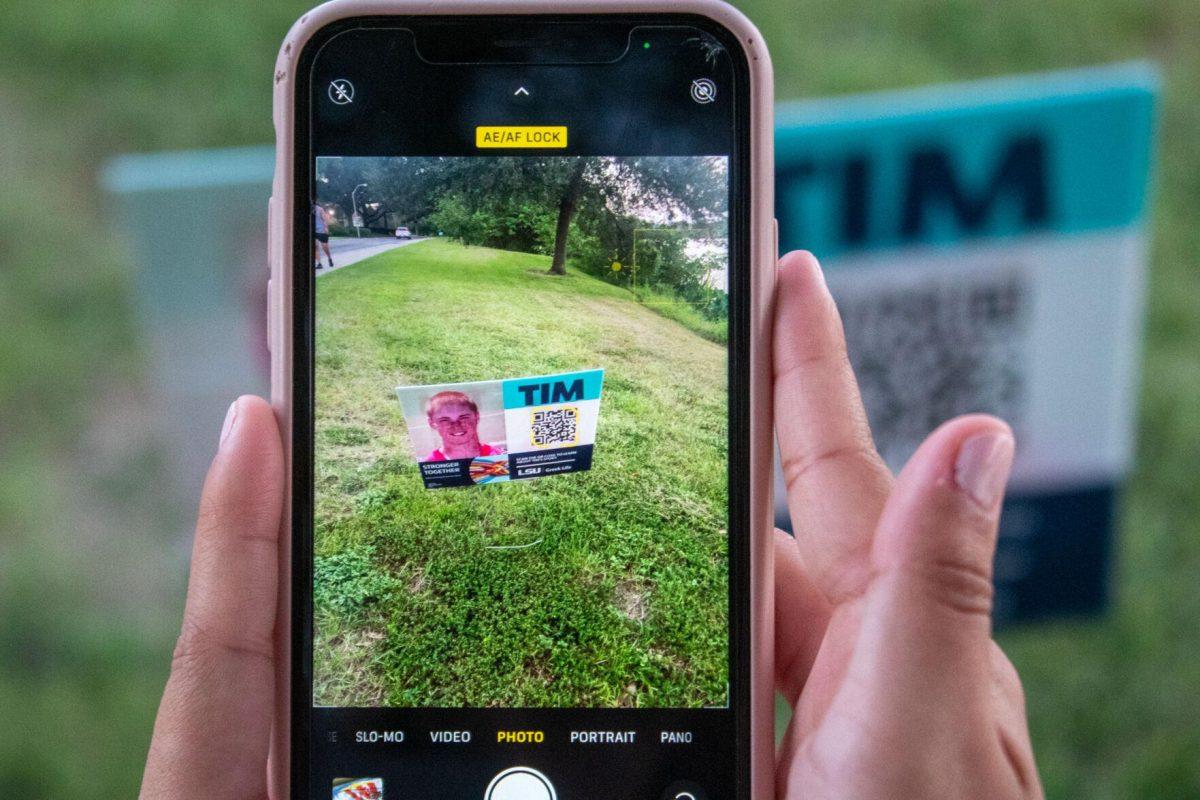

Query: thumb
left=872, top=414, right=1013, bottom=637
left=849, top=415, right=1014, bottom=732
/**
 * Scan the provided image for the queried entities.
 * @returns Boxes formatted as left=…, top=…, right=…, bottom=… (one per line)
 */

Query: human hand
left=139, top=396, right=284, bottom=800
left=772, top=252, right=1042, bottom=798
left=138, top=254, right=1041, bottom=800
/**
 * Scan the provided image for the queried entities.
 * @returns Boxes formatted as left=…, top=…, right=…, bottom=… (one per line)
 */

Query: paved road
left=316, top=236, right=428, bottom=275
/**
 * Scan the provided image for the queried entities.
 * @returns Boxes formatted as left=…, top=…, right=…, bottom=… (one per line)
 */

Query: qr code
left=834, top=268, right=1029, bottom=469
left=531, top=407, right=579, bottom=448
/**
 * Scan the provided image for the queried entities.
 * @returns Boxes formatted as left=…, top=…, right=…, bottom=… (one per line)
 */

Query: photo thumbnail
left=332, top=777, right=383, bottom=800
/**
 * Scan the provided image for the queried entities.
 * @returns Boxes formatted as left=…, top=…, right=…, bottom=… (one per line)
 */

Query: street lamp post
left=351, top=183, right=368, bottom=238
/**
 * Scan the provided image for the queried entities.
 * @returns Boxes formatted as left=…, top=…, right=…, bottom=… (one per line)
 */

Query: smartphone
left=268, top=2, right=774, bottom=797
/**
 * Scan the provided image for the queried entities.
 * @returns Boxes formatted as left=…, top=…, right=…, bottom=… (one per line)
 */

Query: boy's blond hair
left=425, top=390, right=479, bottom=419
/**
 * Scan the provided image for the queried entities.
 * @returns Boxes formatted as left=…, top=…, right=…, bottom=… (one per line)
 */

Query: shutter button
left=484, top=766, right=556, bottom=800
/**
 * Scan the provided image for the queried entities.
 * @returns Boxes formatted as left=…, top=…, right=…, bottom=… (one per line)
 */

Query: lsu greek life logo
left=396, top=369, right=604, bottom=489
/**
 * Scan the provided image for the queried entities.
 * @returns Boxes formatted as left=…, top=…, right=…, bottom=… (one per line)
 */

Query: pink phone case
left=268, top=2, right=775, bottom=796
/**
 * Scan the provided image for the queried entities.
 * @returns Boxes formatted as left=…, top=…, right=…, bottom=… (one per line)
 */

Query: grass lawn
left=313, top=239, right=729, bottom=708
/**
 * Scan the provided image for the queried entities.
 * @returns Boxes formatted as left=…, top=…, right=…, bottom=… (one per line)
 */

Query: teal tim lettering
left=516, top=379, right=585, bottom=406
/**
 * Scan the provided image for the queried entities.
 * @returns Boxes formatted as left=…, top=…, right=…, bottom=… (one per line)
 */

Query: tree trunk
left=549, top=159, right=587, bottom=275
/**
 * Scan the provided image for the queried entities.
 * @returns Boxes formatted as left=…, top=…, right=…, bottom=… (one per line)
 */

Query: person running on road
left=313, top=203, right=333, bottom=270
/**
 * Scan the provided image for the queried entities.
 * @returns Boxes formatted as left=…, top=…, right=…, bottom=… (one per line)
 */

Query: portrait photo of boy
left=422, top=390, right=505, bottom=463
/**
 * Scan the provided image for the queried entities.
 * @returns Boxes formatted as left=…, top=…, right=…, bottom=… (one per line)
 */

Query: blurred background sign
left=102, top=147, right=274, bottom=510
left=774, top=62, right=1159, bottom=623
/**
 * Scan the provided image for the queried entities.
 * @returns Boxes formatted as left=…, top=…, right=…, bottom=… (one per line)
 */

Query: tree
left=548, top=158, right=587, bottom=275
left=316, top=157, right=453, bottom=230
left=382, top=156, right=727, bottom=277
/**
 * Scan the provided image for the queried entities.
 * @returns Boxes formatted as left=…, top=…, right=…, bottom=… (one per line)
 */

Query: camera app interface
left=306, top=20, right=744, bottom=799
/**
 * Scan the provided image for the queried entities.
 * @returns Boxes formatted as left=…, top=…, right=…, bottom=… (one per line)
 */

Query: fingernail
left=219, top=399, right=240, bottom=449
left=954, top=431, right=1015, bottom=509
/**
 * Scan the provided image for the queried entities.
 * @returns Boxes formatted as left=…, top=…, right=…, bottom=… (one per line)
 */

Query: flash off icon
left=690, top=78, right=717, bottom=104
left=328, top=78, right=355, bottom=105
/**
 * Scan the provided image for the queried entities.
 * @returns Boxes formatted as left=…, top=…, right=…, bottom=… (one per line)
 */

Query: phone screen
left=294, top=16, right=751, bottom=799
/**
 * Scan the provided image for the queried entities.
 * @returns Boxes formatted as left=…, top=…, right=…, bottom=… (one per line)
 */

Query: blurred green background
left=0, top=1, right=1196, bottom=797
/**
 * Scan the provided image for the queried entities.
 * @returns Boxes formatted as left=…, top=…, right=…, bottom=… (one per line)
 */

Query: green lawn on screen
left=312, top=239, right=729, bottom=708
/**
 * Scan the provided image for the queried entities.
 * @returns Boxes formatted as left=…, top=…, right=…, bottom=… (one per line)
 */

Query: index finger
left=141, top=395, right=284, bottom=800
left=773, top=251, right=892, bottom=603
